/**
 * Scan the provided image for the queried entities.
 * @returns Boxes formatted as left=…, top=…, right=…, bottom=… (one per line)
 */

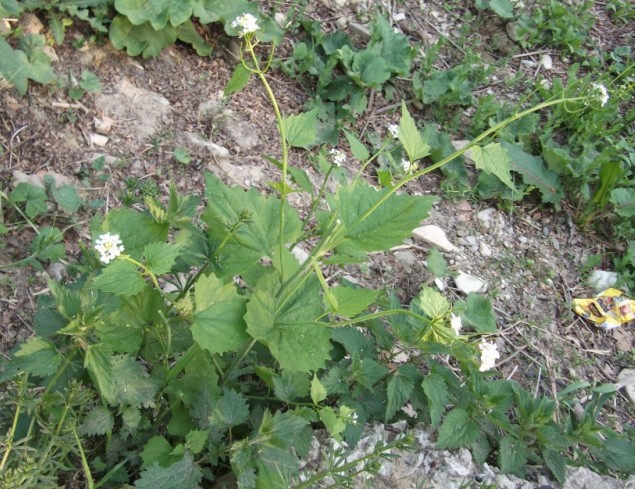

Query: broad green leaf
left=369, top=16, right=414, bottom=76
left=30, top=226, right=65, bottom=262
left=173, top=147, right=191, bottom=164
left=435, top=408, right=479, bottom=449
left=344, top=130, right=369, bottom=161
left=79, top=70, right=102, bottom=92
left=114, top=0, right=194, bottom=29
left=209, top=389, right=249, bottom=429
left=203, top=173, right=303, bottom=277
left=318, top=407, right=347, bottom=440
left=385, top=367, right=415, bottom=421
left=351, top=356, right=388, bottom=389
left=472, top=143, right=515, bottom=191
left=489, top=0, right=514, bottom=18
left=311, top=374, right=328, bottom=404
left=92, top=260, right=147, bottom=297
left=185, top=430, right=209, bottom=455
left=193, top=273, right=239, bottom=311
left=0, top=0, right=21, bottom=17
left=79, top=406, right=114, bottom=437
left=273, top=371, right=310, bottom=403
left=10, top=183, right=47, bottom=218
left=176, top=20, right=212, bottom=56
left=143, top=241, right=184, bottom=275
left=0, top=36, right=56, bottom=95
left=85, top=345, right=116, bottom=402
left=610, top=188, right=635, bottom=217
left=501, top=141, right=562, bottom=205
left=13, top=337, right=62, bottom=378
left=109, top=15, right=177, bottom=58
left=141, top=436, right=174, bottom=469
left=192, top=0, right=255, bottom=25
left=224, top=63, right=252, bottom=96
left=399, top=101, right=430, bottom=161
left=323, top=180, right=435, bottom=258
left=471, top=433, right=491, bottom=466
left=426, top=247, right=447, bottom=278
left=415, top=286, right=450, bottom=320
left=244, top=272, right=331, bottom=372
left=591, top=436, right=635, bottom=473
left=122, top=405, right=141, bottom=430
left=135, top=452, right=202, bottom=489
left=542, top=448, right=566, bottom=484
left=102, top=208, right=169, bottom=260
left=330, top=327, right=375, bottom=357
left=461, top=294, right=497, bottom=333
left=282, top=108, right=319, bottom=149
left=52, top=185, right=82, bottom=213
left=328, top=285, right=379, bottom=317
left=340, top=45, right=391, bottom=89
left=421, top=373, right=448, bottom=428
left=498, top=435, right=527, bottom=477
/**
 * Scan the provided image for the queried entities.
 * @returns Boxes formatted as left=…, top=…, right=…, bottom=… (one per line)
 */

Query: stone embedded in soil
left=454, top=272, right=488, bottom=294
left=587, top=270, right=618, bottom=291
left=617, top=368, right=635, bottom=405
left=90, top=133, right=108, bottom=146
left=412, top=225, right=455, bottom=252
left=475, top=207, right=497, bottom=228
left=94, top=116, right=114, bottom=135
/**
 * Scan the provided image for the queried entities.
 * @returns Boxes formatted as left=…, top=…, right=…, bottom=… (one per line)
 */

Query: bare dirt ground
left=1, top=0, right=634, bottom=485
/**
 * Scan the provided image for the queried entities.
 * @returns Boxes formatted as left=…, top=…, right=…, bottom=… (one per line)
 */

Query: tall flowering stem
left=238, top=29, right=289, bottom=278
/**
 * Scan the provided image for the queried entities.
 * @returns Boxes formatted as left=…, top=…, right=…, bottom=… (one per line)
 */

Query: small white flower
left=388, top=124, right=399, bottom=139
left=95, top=233, right=124, bottom=264
left=400, top=158, right=411, bottom=173
left=231, top=13, right=260, bottom=36
left=450, top=313, right=462, bottom=335
left=591, top=82, right=609, bottom=107
left=329, top=148, right=347, bottom=167
left=350, top=412, right=358, bottom=425
left=478, top=339, right=500, bottom=372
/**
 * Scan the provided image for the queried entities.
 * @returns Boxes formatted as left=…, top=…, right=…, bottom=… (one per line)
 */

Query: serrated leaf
left=109, top=15, right=177, bottom=58
left=369, top=16, right=413, bottom=76
left=209, top=389, right=249, bottom=429
left=93, top=260, right=147, bottom=297
left=385, top=367, right=415, bottom=421
left=0, top=36, right=56, bottom=95
left=471, top=433, right=491, bottom=466
left=122, top=406, right=142, bottom=430
left=79, top=70, right=102, bottom=92
left=344, top=130, right=369, bottom=161
left=52, top=184, right=82, bottom=213
left=352, top=356, right=389, bottom=389
left=421, top=373, right=449, bottom=428
left=13, top=337, right=62, bottom=378
left=244, top=272, right=332, bottom=372
left=323, top=180, right=435, bottom=258
left=426, top=247, right=447, bottom=278
left=399, top=101, right=430, bottom=161
left=416, top=286, right=450, bottom=320
left=224, top=63, right=252, bottom=96
left=79, top=406, right=114, bottom=437
left=435, top=408, right=479, bottom=449
left=339, top=45, right=391, bottom=89
left=318, top=407, right=346, bottom=440
left=472, top=143, right=515, bottom=191
left=327, top=285, right=379, bottom=317
left=185, top=430, right=209, bottom=455
left=542, top=448, right=566, bottom=484
left=461, top=293, right=497, bottom=333
left=143, top=241, right=183, bottom=275
left=610, top=188, right=635, bottom=217
left=498, top=435, right=527, bottom=477
left=135, top=452, right=202, bottom=489
left=103, top=208, right=169, bottom=260
left=282, top=109, right=319, bottom=149
left=273, top=371, right=310, bottom=403
left=311, top=374, right=328, bottom=404
left=203, top=173, right=302, bottom=278
left=500, top=141, right=562, bottom=205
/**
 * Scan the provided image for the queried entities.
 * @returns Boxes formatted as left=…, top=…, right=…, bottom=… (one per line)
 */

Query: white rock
left=479, top=242, right=492, bottom=257
left=451, top=140, right=475, bottom=165
left=587, top=270, right=618, bottom=291
left=94, top=116, right=114, bottom=135
left=617, top=368, right=635, bottom=405
left=455, top=272, right=488, bottom=294
left=412, top=225, right=455, bottom=252
left=291, top=246, right=310, bottom=264
left=434, top=277, right=446, bottom=291
left=90, top=133, right=108, bottom=146
left=274, top=12, right=287, bottom=28
left=541, top=53, right=553, bottom=70
left=476, top=207, right=497, bottom=227
left=186, top=131, right=230, bottom=159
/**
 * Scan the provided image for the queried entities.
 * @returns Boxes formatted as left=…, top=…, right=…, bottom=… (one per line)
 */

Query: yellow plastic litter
left=572, top=288, right=635, bottom=330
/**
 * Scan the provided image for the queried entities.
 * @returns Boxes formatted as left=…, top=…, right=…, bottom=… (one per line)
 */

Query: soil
left=1, top=0, right=634, bottom=487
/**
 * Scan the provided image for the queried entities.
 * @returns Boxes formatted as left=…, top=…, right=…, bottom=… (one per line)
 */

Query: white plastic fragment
left=587, top=270, right=618, bottom=291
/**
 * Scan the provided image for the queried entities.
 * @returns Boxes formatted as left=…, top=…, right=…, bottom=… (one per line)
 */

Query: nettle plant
left=0, top=14, right=628, bottom=489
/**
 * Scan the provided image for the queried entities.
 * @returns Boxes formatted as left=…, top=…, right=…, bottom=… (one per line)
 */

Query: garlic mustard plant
left=591, top=82, right=609, bottom=106
left=450, top=313, right=462, bottom=335
left=231, top=13, right=260, bottom=37
left=478, top=339, right=501, bottom=372
left=388, top=124, right=399, bottom=139
left=329, top=148, right=347, bottom=167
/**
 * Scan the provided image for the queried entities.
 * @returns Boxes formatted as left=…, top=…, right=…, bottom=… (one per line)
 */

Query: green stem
left=71, top=425, right=94, bottom=489
left=0, top=379, right=25, bottom=473
left=0, top=190, right=40, bottom=234
left=222, top=338, right=257, bottom=386
left=291, top=165, right=335, bottom=249
left=122, top=255, right=160, bottom=290
left=166, top=343, right=201, bottom=382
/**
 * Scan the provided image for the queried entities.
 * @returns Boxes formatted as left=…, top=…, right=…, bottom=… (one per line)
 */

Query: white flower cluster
left=95, top=233, right=124, bottom=264
left=591, top=82, right=609, bottom=107
left=450, top=313, right=462, bottom=336
left=478, top=339, right=500, bottom=372
left=329, top=148, right=347, bottom=167
left=388, top=124, right=399, bottom=139
left=400, top=159, right=412, bottom=173
left=231, top=13, right=260, bottom=36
